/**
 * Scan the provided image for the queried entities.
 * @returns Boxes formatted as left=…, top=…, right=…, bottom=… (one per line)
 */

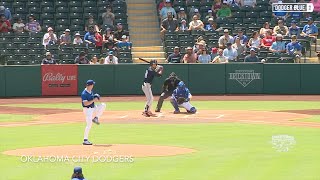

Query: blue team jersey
left=144, top=67, right=160, bottom=84
left=286, top=42, right=302, bottom=55
left=172, top=87, right=191, bottom=100
left=302, top=24, right=318, bottom=35
left=81, top=89, right=95, bottom=108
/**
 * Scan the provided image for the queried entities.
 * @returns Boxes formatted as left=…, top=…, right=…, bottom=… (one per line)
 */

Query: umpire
left=155, top=72, right=181, bottom=112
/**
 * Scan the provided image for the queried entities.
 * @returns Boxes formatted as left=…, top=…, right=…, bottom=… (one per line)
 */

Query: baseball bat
left=138, top=58, right=150, bottom=64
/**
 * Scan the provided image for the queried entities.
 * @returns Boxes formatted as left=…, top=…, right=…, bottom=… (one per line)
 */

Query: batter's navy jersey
left=81, top=89, right=95, bottom=108
left=173, top=87, right=191, bottom=100
left=144, top=67, right=161, bottom=84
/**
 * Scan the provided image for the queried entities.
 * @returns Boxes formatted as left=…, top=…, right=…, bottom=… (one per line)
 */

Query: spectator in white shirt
left=42, top=27, right=58, bottom=48
left=12, top=17, right=25, bottom=33
left=73, top=33, right=83, bottom=45
left=104, top=51, right=119, bottom=64
left=223, top=42, right=238, bottom=62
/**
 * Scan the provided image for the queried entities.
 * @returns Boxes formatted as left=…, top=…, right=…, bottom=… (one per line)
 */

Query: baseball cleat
left=83, top=140, right=93, bottom=145
left=92, top=117, right=100, bottom=125
left=173, top=111, right=180, bottom=114
left=142, top=111, right=151, bottom=117
left=155, top=109, right=160, bottom=112
left=147, top=111, right=157, bottom=117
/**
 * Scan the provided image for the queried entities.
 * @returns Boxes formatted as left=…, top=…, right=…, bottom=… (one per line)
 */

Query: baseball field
left=0, top=95, right=320, bottom=180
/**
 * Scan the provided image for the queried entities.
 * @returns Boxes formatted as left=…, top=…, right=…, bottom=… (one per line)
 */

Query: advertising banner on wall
left=41, top=65, right=78, bottom=95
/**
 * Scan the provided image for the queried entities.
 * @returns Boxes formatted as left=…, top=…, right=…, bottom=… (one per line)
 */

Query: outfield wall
left=1, top=64, right=320, bottom=97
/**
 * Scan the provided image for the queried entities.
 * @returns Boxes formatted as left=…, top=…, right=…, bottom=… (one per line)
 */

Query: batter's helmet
left=150, top=59, right=158, bottom=65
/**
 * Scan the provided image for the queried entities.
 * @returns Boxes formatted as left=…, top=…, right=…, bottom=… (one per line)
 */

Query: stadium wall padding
left=2, top=64, right=320, bottom=96
left=4, top=66, right=41, bottom=97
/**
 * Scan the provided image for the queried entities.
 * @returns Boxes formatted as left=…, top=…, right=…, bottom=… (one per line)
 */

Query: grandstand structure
left=0, top=0, right=319, bottom=65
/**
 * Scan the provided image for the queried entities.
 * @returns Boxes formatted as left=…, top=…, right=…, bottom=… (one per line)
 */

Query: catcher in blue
left=81, top=80, right=106, bottom=145
left=170, top=81, right=197, bottom=114
left=142, top=59, right=163, bottom=117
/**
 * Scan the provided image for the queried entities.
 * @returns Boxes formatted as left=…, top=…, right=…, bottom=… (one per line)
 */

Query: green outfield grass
left=0, top=101, right=320, bottom=180
left=3, top=101, right=320, bottom=111
left=0, top=114, right=35, bottom=123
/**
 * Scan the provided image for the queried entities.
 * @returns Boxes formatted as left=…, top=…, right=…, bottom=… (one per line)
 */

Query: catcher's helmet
left=178, top=81, right=185, bottom=89
left=150, top=59, right=158, bottom=65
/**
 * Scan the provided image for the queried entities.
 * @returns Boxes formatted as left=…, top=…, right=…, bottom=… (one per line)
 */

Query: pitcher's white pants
left=142, top=82, right=153, bottom=112
left=83, top=103, right=106, bottom=140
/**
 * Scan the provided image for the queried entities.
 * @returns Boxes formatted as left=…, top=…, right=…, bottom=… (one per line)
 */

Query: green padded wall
left=77, top=65, right=115, bottom=95
left=0, top=66, right=5, bottom=97
left=226, top=63, right=264, bottom=94
left=5, top=66, right=41, bottom=97
left=301, top=64, right=320, bottom=94
left=264, top=64, right=301, bottom=94
left=189, top=64, right=226, bottom=94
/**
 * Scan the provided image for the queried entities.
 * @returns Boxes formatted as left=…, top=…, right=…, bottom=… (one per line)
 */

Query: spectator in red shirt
left=0, top=14, right=11, bottom=33
left=261, top=30, right=275, bottom=48
left=95, top=30, right=103, bottom=51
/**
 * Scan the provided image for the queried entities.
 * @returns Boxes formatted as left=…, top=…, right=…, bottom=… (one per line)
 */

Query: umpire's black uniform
left=155, top=72, right=180, bottom=112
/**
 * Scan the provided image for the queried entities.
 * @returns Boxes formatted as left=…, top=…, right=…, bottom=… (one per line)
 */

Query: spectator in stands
left=114, top=23, right=129, bottom=42
left=288, top=20, right=300, bottom=38
left=248, top=31, right=262, bottom=50
left=234, top=29, right=248, bottom=44
left=300, top=17, right=318, bottom=41
left=117, top=35, right=132, bottom=50
left=210, top=47, right=218, bottom=60
left=99, top=57, right=105, bottom=64
left=287, top=11, right=303, bottom=19
left=205, top=10, right=214, bottom=22
left=166, top=46, right=182, bottom=63
left=194, top=40, right=206, bottom=55
left=205, top=18, right=214, bottom=31
left=212, top=48, right=228, bottom=63
left=223, top=42, right=238, bottom=62
left=71, top=167, right=86, bottom=180
left=90, top=55, right=100, bottom=64
left=216, top=2, right=232, bottom=19
left=95, top=30, right=103, bottom=51
left=286, top=35, right=302, bottom=63
left=179, top=19, right=189, bottom=31
left=41, top=52, right=57, bottom=65
left=244, top=48, right=260, bottom=62
left=0, top=6, right=12, bottom=21
left=272, top=2, right=287, bottom=20
left=259, top=22, right=272, bottom=38
left=188, top=15, right=205, bottom=31
left=103, top=28, right=115, bottom=49
left=102, top=6, right=115, bottom=29
left=261, top=30, right=275, bottom=48
left=73, top=33, right=83, bottom=45
left=0, top=14, right=11, bottom=33
left=177, top=8, right=187, bottom=22
left=198, top=48, right=212, bottom=63
left=192, top=9, right=202, bottom=20
left=269, top=34, right=286, bottom=55
left=84, top=26, right=96, bottom=46
left=218, top=29, right=234, bottom=49
left=212, top=0, right=222, bottom=18
left=160, top=13, right=179, bottom=40
left=232, top=37, right=247, bottom=56
left=158, top=0, right=167, bottom=13
left=226, top=0, right=241, bottom=6
left=273, top=19, right=289, bottom=36
left=60, top=29, right=72, bottom=45
left=160, top=0, right=177, bottom=21
left=182, top=47, right=197, bottom=63
left=43, top=27, right=58, bottom=48
left=104, top=51, right=119, bottom=64
left=310, top=0, right=320, bottom=14
left=12, top=17, right=25, bottom=33
left=85, top=15, right=99, bottom=32
left=25, top=15, right=41, bottom=33
left=75, top=51, right=90, bottom=64
left=240, top=0, right=256, bottom=7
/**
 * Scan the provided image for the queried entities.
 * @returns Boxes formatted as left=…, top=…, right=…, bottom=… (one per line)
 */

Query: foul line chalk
left=119, top=115, right=128, bottom=119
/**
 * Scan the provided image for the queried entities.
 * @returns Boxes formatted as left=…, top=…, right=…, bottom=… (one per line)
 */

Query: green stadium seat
left=70, top=12, right=83, bottom=19
left=83, top=0, right=97, bottom=7
left=69, top=0, right=81, bottom=7
left=55, top=12, right=68, bottom=20
left=12, top=1, right=25, bottom=8
left=17, top=43, right=29, bottom=50
left=15, top=7, right=28, bottom=14
left=97, top=0, right=109, bottom=7
left=70, top=7, right=83, bottom=13
left=41, top=1, right=54, bottom=8
left=71, top=19, right=84, bottom=26
left=29, top=6, right=41, bottom=14
left=56, top=7, right=69, bottom=13
left=41, top=13, right=54, bottom=20
left=55, top=1, right=68, bottom=8
left=42, top=7, right=55, bottom=13
left=260, top=11, right=272, bottom=18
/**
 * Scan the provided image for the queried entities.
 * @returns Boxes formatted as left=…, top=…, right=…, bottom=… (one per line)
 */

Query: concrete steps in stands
left=127, top=0, right=165, bottom=63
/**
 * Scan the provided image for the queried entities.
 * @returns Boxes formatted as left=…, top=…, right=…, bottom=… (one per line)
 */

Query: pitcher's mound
left=3, top=144, right=196, bottom=158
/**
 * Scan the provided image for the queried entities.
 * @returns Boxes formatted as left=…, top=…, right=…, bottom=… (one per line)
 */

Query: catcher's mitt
left=93, top=93, right=101, bottom=100
left=177, top=97, right=186, bottom=104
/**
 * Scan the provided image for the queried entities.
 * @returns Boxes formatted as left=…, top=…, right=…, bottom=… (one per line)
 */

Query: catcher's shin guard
left=170, top=98, right=180, bottom=111
left=189, top=107, right=197, bottom=114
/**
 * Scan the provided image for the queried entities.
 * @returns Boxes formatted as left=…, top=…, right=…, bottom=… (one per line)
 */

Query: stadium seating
left=1, top=0, right=129, bottom=65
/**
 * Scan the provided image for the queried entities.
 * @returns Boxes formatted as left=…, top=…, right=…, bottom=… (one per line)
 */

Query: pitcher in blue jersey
left=170, top=81, right=197, bottom=114
left=81, top=80, right=106, bottom=145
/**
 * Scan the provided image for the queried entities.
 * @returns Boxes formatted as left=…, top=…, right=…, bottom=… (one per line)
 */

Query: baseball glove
left=177, top=97, right=186, bottom=104
left=94, top=93, right=101, bottom=100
